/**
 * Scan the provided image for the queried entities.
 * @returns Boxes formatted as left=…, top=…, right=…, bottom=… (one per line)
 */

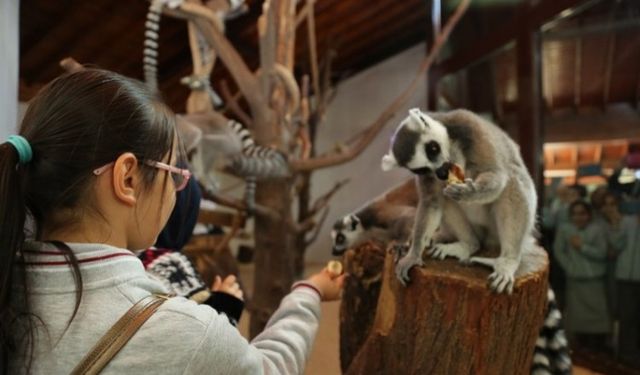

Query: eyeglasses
left=93, top=160, right=192, bottom=192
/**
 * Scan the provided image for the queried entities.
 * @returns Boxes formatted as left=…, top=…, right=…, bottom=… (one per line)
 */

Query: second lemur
left=381, top=108, right=537, bottom=294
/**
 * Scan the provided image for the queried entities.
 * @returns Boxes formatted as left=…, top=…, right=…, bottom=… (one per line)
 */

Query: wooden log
left=339, top=242, right=387, bottom=372
left=342, top=245, right=549, bottom=375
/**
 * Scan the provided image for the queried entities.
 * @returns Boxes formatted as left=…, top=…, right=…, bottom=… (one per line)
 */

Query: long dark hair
left=0, top=69, right=176, bottom=374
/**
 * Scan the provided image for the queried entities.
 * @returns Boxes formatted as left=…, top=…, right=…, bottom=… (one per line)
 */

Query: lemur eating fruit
left=381, top=108, right=537, bottom=294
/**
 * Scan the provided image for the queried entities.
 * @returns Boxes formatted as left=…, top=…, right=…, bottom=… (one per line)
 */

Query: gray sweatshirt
left=10, top=242, right=321, bottom=374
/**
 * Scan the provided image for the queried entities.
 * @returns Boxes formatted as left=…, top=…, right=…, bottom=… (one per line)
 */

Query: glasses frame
left=93, top=160, right=192, bottom=192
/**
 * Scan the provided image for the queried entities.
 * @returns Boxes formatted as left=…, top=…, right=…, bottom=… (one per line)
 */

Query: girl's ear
left=112, top=152, right=139, bottom=206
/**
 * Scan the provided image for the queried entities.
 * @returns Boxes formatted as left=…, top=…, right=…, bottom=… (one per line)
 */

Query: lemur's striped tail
left=225, top=120, right=290, bottom=214
left=530, top=288, right=572, bottom=375
left=143, top=0, right=164, bottom=92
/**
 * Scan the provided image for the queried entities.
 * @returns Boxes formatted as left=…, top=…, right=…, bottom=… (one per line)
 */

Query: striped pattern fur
left=531, top=288, right=572, bottom=375
left=143, top=0, right=163, bottom=91
left=227, top=120, right=289, bottom=179
left=226, top=120, right=289, bottom=213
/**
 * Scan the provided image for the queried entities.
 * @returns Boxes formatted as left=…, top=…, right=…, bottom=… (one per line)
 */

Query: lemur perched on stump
left=381, top=108, right=537, bottom=294
left=331, top=179, right=417, bottom=256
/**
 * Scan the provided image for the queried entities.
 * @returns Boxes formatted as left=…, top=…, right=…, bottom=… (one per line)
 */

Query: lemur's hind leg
left=471, top=180, right=535, bottom=294
left=429, top=200, right=480, bottom=262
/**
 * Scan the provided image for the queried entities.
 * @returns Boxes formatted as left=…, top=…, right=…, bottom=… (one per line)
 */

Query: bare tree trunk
left=250, top=179, right=296, bottom=338
left=293, top=171, right=311, bottom=279
left=343, top=246, right=549, bottom=374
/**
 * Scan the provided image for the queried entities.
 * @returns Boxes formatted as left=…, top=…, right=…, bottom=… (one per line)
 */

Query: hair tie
left=7, top=135, right=33, bottom=165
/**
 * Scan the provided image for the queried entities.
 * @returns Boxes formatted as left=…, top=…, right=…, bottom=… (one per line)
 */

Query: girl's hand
left=212, top=275, right=244, bottom=301
left=305, top=268, right=347, bottom=302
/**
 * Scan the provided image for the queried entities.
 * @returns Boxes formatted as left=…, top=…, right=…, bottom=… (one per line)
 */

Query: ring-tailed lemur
left=381, top=108, right=537, bottom=294
left=144, top=0, right=287, bottom=213
left=181, top=114, right=289, bottom=212
left=330, top=179, right=418, bottom=255
left=331, top=206, right=415, bottom=256
left=531, top=288, right=572, bottom=375
left=143, top=0, right=246, bottom=107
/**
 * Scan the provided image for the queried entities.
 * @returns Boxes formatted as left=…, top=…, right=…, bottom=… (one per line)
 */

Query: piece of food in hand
left=447, top=163, right=465, bottom=185
left=327, top=260, right=344, bottom=277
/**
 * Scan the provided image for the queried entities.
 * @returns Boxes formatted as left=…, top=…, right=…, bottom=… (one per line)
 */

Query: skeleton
left=382, top=108, right=537, bottom=294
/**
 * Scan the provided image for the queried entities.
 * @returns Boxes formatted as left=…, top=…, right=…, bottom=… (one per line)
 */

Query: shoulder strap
left=70, top=294, right=168, bottom=375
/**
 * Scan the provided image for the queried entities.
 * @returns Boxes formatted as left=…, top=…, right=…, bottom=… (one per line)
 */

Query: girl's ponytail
left=0, top=140, right=29, bottom=375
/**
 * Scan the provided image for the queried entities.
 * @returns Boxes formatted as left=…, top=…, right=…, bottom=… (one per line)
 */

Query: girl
left=553, top=200, right=611, bottom=351
left=1, top=69, right=344, bottom=374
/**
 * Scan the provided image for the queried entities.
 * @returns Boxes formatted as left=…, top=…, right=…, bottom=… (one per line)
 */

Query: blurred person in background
left=604, top=193, right=640, bottom=367
left=554, top=200, right=611, bottom=352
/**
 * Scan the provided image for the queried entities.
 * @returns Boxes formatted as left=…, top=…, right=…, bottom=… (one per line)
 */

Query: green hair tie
left=7, top=135, right=33, bottom=165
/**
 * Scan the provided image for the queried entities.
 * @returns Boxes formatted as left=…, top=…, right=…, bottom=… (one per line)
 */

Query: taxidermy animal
left=381, top=108, right=537, bottom=294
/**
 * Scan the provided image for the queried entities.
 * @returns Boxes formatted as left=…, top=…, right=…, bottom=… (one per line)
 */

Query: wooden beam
left=490, top=59, right=505, bottom=121
left=517, top=28, right=543, bottom=195
left=543, top=18, right=640, bottom=41
left=437, top=0, right=584, bottom=76
left=573, top=37, right=582, bottom=110
left=20, top=2, right=112, bottom=81
left=603, top=33, right=616, bottom=110
left=636, top=68, right=640, bottom=111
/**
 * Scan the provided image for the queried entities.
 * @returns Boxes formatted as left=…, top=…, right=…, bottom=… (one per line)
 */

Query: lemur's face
left=331, top=214, right=363, bottom=255
left=381, top=108, right=450, bottom=177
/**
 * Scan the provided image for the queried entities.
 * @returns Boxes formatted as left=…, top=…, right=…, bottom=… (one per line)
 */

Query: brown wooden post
left=516, top=26, right=544, bottom=197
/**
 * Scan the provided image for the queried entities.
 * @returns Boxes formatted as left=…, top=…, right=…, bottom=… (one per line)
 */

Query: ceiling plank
left=437, top=0, right=587, bottom=76
left=20, top=1, right=111, bottom=81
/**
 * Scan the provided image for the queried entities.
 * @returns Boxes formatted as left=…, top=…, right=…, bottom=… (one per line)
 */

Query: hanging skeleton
left=144, top=0, right=292, bottom=213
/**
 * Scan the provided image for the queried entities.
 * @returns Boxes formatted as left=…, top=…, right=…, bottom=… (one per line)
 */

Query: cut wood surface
left=341, top=244, right=549, bottom=375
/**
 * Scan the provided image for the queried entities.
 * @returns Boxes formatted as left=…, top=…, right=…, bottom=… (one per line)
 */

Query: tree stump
left=339, top=242, right=387, bottom=372
left=341, top=245, right=549, bottom=375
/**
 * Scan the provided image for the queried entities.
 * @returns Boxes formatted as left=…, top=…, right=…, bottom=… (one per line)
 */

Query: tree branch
left=307, top=178, right=350, bottom=219
left=289, top=0, right=471, bottom=172
left=295, top=3, right=309, bottom=28
left=220, top=80, right=253, bottom=127
left=165, top=3, right=266, bottom=121
left=305, top=0, right=321, bottom=100
left=305, top=206, right=330, bottom=247
left=198, top=182, right=281, bottom=222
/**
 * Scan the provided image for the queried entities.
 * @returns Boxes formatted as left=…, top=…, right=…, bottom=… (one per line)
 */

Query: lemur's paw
left=395, top=253, right=423, bottom=286
left=443, top=178, right=476, bottom=201
left=471, top=256, right=519, bottom=294
left=428, top=242, right=472, bottom=262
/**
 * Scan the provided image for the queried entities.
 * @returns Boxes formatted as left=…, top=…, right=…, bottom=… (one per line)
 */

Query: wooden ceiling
left=19, top=0, right=640, bottom=115
left=20, top=0, right=431, bottom=112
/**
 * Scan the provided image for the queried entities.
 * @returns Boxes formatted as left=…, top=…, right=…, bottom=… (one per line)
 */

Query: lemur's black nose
left=336, top=234, right=345, bottom=244
left=435, top=162, right=451, bottom=180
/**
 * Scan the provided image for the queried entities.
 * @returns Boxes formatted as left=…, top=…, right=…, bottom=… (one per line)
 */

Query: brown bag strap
left=70, top=294, right=169, bottom=375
